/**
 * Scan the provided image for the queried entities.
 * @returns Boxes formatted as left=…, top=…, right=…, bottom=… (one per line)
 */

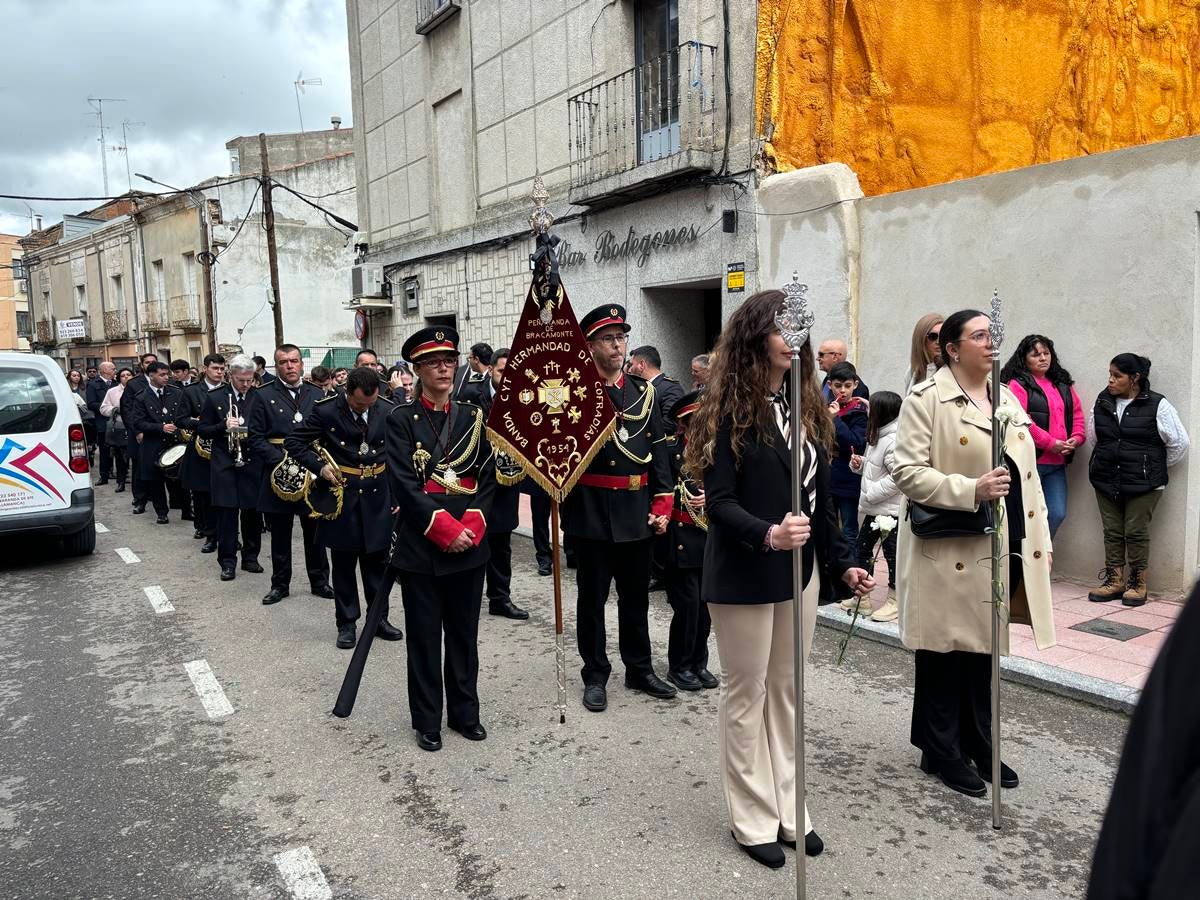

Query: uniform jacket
left=651, top=372, right=684, bottom=426
left=285, top=392, right=395, bottom=554
left=893, top=366, right=1055, bottom=655
left=126, top=382, right=187, bottom=480
left=198, top=384, right=263, bottom=509
left=119, top=374, right=150, bottom=438
left=246, top=378, right=326, bottom=514
left=666, top=436, right=705, bottom=570
left=459, top=377, right=520, bottom=533
left=561, top=373, right=673, bottom=543
left=701, top=422, right=854, bottom=606
left=175, top=381, right=220, bottom=493
left=385, top=396, right=496, bottom=575
left=86, top=376, right=114, bottom=432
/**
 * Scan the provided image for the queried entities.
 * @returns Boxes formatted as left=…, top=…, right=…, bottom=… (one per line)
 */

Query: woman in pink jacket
left=1001, top=334, right=1085, bottom=538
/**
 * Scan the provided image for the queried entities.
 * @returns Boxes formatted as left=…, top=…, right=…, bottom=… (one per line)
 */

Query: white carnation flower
left=872, top=514, right=898, bottom=535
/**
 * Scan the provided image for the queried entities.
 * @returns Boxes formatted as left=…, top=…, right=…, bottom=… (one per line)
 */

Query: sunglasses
left=926, top=331, right=941, bottom=341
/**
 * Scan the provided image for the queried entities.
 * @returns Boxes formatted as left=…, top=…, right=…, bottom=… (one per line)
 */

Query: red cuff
left=650, top=493, right=673, bottom=519
left=461, top=509, right=487, bottom=547
left=425, top=509, right=466, bottom=551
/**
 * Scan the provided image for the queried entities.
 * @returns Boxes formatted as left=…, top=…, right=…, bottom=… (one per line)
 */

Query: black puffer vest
left=1088, top=390, right=1167, bottom=498
left=1019, top=376, right=1075, bottom=464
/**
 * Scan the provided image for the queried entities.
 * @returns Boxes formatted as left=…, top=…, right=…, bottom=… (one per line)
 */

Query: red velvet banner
left=485, top=280, right=616, bottom=502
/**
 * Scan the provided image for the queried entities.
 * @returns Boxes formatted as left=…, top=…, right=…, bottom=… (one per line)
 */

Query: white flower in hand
left=872, top=514, right=898, bottom=536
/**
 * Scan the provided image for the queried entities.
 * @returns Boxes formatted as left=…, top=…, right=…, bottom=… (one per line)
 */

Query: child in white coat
left=847, top=391, right=903, bottom=622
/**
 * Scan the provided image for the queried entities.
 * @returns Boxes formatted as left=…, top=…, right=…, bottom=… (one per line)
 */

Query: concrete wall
left=757, top=135, right=1200, bottom=595
left=227, top=129, right=355, bottom=175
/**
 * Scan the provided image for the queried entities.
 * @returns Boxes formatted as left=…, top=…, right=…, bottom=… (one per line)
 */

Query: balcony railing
left=140, top=299, right=170, bottom=333
left=35, top=317, right=55, bottom=346
left=169, top=293, right=202, bottom=330
left=415, top=0, right=460, bottom=35
left=103, top=309, right=129, bottom=341
left=569, top=42, right=718, bottom=202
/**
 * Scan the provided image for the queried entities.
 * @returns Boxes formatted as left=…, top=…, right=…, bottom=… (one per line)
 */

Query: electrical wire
left=271, top=182, right=358, bottom=232
left=209, top=181, right=262, bottom=263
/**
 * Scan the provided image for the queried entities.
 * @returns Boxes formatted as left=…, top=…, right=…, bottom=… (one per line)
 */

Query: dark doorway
left=640, top=280, right=722, bottom=389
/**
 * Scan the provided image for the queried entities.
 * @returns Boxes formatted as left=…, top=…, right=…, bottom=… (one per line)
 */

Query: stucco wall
left=757, top=135, right=1200, bottom=595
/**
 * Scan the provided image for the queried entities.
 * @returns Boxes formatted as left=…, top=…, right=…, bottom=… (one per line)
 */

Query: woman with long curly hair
left=685, top=289, right=874, bottom=869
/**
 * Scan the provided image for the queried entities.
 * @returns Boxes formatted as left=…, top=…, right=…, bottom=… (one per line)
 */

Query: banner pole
left=550, top=499, right=567, bottom=725
left=989, top=290, right=1006, bottom=830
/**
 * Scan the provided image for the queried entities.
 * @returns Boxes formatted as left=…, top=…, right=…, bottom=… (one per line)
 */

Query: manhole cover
left=1071, top=618, right=1150, bottom=642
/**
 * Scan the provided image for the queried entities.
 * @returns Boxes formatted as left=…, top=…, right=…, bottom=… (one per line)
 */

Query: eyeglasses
left=816, top=351, right=840, bottom=357
left=926, top=331, right=941, bottom=342
left=963, top=330, right=992, bottom=345
left=421, top=357, right=457, bottom=370
left=592, top=334, right=628, bottom=347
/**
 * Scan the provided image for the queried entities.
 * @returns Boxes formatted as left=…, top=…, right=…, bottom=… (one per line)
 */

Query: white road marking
left=143, top=586, right=175, bottom=614
left=274, top=847, right=333, bottom=900
left=114, top=547, right=140, bottom=564
left=183, top=660, right=235, bottom=718
left=94, top=522, right=109, bottom=533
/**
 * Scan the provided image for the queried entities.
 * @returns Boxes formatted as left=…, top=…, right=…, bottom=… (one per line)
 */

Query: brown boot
left=1122, top=567, right=1148, bottom=607
left=1088, top=566, right=1125, bottom=602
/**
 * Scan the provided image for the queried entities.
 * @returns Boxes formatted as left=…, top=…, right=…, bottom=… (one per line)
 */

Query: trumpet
left=228, top=397, right=248, bottom=467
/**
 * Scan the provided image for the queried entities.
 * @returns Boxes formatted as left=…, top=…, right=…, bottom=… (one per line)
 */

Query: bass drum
left=158, top=444, right=188, bottom=479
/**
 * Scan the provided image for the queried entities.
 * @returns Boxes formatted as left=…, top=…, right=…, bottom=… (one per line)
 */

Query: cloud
left=0, top=0, right=352, bottom=234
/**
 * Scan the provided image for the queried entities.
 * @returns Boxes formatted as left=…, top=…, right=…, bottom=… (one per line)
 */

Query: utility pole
left=259, top=133, right=284, bottom=347
left=87, top=97, right=127, bottom=195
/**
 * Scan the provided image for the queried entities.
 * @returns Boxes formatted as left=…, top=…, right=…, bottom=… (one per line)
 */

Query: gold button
left=959, top=436, right=968, bottom=446
left=609, top=460, right=616, bottom=467
left=956, top=399, right=965, bottom=407
left=1018, top=432, right=1025, bottom=440
left=1033, top=550, right=1042, bottom=559
left=677, top=544, right=684, bottom=551
left=955, top=562, right=965, bottom=571
left=1027, top=510, right=1035, bottom=519
left=1026, top=471, right=1032, bottom=479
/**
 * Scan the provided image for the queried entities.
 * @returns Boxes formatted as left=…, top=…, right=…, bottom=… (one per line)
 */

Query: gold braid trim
left=679, top=477, right=708, bottom=531
left=485, top=417, right=618, bottom=504
left=445, top=407, right=483, bottom=469
left=613, top=434, right=652, bottom=464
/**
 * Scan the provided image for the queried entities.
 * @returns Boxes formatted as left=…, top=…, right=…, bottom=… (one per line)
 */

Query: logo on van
left=0, top=439, right=69, bottom=501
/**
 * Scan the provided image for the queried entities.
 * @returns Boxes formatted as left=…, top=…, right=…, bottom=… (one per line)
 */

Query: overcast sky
left=0, top=0, right=353, bottom=235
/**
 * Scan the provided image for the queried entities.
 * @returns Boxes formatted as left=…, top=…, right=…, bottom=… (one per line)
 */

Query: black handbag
left=906, top=500, right=994, bottom=539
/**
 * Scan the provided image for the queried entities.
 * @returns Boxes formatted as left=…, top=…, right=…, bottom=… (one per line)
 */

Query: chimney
left=34, top=214, right=43, bottom=230
left=331, top=115, right=342, bottom=130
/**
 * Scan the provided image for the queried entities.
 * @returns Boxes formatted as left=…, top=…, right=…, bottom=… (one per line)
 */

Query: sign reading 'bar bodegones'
left=557, top=223, right=701, bottom=270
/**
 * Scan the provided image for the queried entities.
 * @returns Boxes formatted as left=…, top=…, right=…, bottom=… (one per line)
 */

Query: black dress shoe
left=192, top=529, right=204, bottom=539
left=488, top=599, right=530, bottom=620
left=779, top=828, right=825, bottom=857
left=667, top=669, right=703, bottom=691
left=114, top=484, right=126, bottom=493
left=336, top=624, right=356, bottom=649
left=155, top=514, right=169, bottom=525
left=241, top=560, right=264, bottom=574
left=132, top=504, right=146, bottom=515
left=647, top=577, right=666, bottom=593
left=97, top=478, right=109, bottom=486
left=920, top=753, right=987, bottom=797
left=310, top=583, right=335, bottom=599
left=376, top=619, right=403, bottom=641
left=972, top=756, right=1020, bottom=789
left=733, top=832, right=785, bottom=869
left=450, top=722, right=487, bottom=741
left=624, top=671, right=678, bottom=700
left=201, top=539, right=218, bottom=553
left=694, top=668, right=720, bottom=689
left=582, top=683, right=607, bottom=712
left=262, top=588, right=288, bottom=606
left=180, top=511, right=193, bottom=521
left=537, top=563, right=552, bottom=576
left=417, top=731, right=442, bottom=752
left=220, top=566, right=236, bottom=581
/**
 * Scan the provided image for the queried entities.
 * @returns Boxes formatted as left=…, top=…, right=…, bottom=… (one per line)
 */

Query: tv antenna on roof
left=293, top=71, right=323, bottom=132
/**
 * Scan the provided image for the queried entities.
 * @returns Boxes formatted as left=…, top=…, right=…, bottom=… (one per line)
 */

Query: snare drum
left=157, top=443, right=188, bottom=479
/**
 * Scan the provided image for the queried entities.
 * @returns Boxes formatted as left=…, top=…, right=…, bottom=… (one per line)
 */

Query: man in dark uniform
left=125, top=361, right=186, bottom=525
left=662, top=391, right=718, bottom=692
left=198, top=354, right=263, bottom=581
left=246, top=343, right=333, bottom=606
left=86, top=361, right=116, bottom=484
left=564, top=304, right=677, bottom=713
left=386, top=326, right=495, bottom=751
left=121, top=352, right=159, bottom=514
left=177, top=354, right=225, bottom=550
left=165, top=359, right=195, bottom=521
left=285, top=367, right=403, bottom=649
left=460, top=347, right=528, bottom=620
left=453, top=342, right=491, bottom=399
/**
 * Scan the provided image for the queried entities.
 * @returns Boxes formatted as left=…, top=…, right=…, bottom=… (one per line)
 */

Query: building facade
left=0, top=234, right=31, bottom=352
left=345, top=0, right=761, bottom=375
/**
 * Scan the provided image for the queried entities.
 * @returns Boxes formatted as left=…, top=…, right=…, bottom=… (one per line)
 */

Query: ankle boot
left=1088, top=566, right=1125, bottom=602
left=732, top=832, right=785, bottom=869
left=1122, top=567, right=1148, bottom=607
left=920, top=753, right=986, bottom=798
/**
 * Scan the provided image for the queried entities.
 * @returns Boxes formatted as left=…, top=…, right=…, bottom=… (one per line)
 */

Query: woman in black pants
left=685, top=289, right=874, bottom=869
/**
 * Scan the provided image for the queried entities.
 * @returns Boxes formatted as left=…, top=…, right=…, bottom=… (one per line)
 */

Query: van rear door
left=0, top=365, right=75, bottom=515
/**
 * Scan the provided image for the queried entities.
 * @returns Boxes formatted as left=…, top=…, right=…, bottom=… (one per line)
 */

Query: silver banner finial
left=529, top=176, right=553, bottom=236
left=776, top=271, right=816, bottom=352
left=988, top=289, right=1005, bottom=351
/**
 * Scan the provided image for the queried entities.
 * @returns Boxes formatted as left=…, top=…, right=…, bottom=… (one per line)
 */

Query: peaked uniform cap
left=579, top=304, right=631, bottom=340
left=403, top=326, right=460, bottom=362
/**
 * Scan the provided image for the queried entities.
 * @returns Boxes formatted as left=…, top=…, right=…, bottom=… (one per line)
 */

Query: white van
left=0, top=351, right=96, bottom=555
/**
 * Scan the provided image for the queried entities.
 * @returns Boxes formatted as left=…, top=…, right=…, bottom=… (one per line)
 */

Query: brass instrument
left=304, top=444, right=344, bottom=520
left=227, top=396, right=248, bottom=467
left=270, top=447, right=311, bottom=502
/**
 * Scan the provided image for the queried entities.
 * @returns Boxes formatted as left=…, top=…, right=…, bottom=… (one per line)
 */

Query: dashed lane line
left=94, top=522, right=110, bottom=533
left=183, top=659, right=235, bottom=718
left=274, top=847, right=333, bottom=900
left=143, top=586, right=175, bottom=614
left=114, top=547, right=140, bottom=564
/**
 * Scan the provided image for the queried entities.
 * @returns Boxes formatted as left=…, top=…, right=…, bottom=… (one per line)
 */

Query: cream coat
left=894, top=366, right=1056, bottom=654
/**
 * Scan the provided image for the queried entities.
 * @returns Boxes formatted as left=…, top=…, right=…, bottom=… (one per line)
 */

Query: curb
left=816, top=605, right=1140, bottom=715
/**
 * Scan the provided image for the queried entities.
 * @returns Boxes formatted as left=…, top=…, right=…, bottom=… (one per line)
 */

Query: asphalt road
left=0, top=484, right=1128, bottom=899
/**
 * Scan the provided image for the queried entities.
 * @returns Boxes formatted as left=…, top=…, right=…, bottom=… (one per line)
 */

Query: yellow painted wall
left=757, top=0, right=1200, bottom=195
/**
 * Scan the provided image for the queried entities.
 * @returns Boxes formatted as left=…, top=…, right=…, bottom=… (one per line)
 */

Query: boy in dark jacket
left=827, top=361, right=868, bottom=547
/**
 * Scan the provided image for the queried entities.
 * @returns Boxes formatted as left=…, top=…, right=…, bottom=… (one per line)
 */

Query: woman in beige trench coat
left=894, top=309, right=1056, bottom=798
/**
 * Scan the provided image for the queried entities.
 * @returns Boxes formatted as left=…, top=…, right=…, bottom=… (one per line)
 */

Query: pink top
left=1008, top=376, right=1086, bottom=466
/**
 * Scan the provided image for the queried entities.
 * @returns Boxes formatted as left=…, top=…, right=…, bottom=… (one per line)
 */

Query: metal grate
left=415, top=0, right=460, bottom=35
left=168, top=293, right=202, bottom=330
left=1070, top=618, right=1151, bottom=642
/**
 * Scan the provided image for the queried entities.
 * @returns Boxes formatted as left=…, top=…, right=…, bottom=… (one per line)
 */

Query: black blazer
left=126, top=383, right=187, bottom=480
left=701, top=421, right=854, bottom=605
left=246, top=379, right=326, bottom=514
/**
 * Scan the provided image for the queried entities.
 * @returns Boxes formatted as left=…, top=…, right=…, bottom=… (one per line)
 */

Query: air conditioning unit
left=351, top=264, right=388, bottom=299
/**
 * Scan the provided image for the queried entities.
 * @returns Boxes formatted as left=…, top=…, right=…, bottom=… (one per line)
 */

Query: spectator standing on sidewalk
left=905, top=313, right=945, bottom=394
left=827, top=361, right=868, bottom=550
left=846, top=390, right=903, bottom=622
left=1086, top=354, right=1189, bottom=606
left=1001, top=334, right=1085, bottom=539
left=817, top=338, right=870, bottom=402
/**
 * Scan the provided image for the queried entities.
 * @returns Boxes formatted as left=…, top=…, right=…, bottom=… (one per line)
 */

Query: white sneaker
left=870, top=597, right=899, bottom=622
left=838, top=595, right=860, bottom=611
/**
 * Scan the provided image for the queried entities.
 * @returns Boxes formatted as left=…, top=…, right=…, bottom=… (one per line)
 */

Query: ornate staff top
left=776, top=271, right=816, bottom=353
left=988, top=289, right=1005, bottom=351
left=529, top=175, right=554, bottom=236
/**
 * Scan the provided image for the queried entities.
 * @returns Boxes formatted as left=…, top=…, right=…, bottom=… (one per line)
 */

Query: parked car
left=0, top=352, right=95, bottom=555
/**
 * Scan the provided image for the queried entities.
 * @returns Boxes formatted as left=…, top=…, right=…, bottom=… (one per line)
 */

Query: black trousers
left=193, top=491, right=214, bottom=537
left=574, top=536, right=654, bottom=685
left=97, top=434, right=112, bottom=479
left=329, top=547, right=388, bottom=627
left=144, top=477, right=169, bottom=517
left=856, top=513, right=898, bottom=589
left=111, top=446, right=128, bottom=486
left=400, top=567, right=485, bottom=732
left=485, top=530, right=513, bottom=605
left=166, top=479, right=192, bottom=516
left=215, top=506, right=262, bottom=569
left=266, top=510, right=330, bottom=592
left=529, top=488, right=552, bottom=567
left=666, top=567, right=711, bottom=673
left=128, top=436, right=146, bottom=504
left=910, top=649, right=992, bottom=763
